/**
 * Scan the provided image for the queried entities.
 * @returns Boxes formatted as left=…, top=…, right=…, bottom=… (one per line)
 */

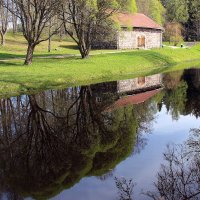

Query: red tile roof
left=115, top=13, right=163, bottom=30
left=106, top=89, right=162, bottom=112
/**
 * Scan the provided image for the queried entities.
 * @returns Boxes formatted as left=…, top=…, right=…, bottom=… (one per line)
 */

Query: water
left=0, top=68, right=199, bottom=200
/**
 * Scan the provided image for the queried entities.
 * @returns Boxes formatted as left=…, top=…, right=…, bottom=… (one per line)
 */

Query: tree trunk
left=48, top=18, right=52, bottom=52
left=80, top=51, right=89, bottom=59
left=13, top=18, right=17, bottom=34
left=24, top=44, right=35, bottom=65
left=48, top=37, right=51, bottom=53
left=0, top=32, right=5, bottom=46
left=79, top=45, right=90, bottom=59
left=12, top=0, right=17, bottom=34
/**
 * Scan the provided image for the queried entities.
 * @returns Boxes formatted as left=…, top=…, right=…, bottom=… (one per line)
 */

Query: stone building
left=92, top=13, right=164, bottom=49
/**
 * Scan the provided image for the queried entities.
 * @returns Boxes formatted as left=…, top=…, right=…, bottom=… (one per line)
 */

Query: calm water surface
left=0, top=69, right=200, bottom=200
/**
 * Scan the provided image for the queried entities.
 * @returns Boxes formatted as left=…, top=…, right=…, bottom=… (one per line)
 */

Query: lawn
left=0, top=33, right=200, bottom=98
left=0, top=32, right=132, bottom=59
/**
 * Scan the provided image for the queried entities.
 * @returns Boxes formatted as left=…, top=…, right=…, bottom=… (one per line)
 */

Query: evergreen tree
left=187, top=0, right=200, bottom=40
left=122, top=0, right=137, bottom=13
left=129, top=0, right=137, bottom=13
left=163, top=0, right=189, bottom=23
left=149, top=0, right=165, bottom=25
left=136, top=0, right=165, bottom=25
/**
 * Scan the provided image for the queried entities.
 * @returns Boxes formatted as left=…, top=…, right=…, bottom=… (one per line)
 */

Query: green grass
left=0, top=32, right=131, bottom=59
left=0, top=33, right=200, bottom=98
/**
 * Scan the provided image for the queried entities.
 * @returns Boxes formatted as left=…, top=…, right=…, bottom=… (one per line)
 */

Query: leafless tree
left=187, top=128, right=200, bottom=154
left=115, top=177, right=135, bottom=200
left=59, top=0, right=120, bottom=58
left=4, top=0, right=62, bottom=65
left=145, top=143, right=200, bottom=200
left=11, top=0, right=17, bottom=33
left=0, top=0, right=10, bottom=46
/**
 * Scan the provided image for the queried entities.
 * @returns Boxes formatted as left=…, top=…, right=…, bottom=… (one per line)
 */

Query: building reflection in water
left=92, top=74, right=163, bottom=111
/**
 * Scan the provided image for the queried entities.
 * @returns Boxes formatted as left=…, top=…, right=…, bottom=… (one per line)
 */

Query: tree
left=161, top=0, right=200, bottom=41
left=162, top=0, right=189, bottom=23
left=5, top=0, right=62, bottom=65
left=146, top=138, right=200, bottom=200
left=11, top=0, right=17, bottom=33
left=136, top=0, right=165, bottom=25
left=187, top=0, right=200, bottom=41
left=149, top=0, right=165, bottom=25
left=115, top=177, right=135, bottom=200
left=164, top=22, right=184, bottom=45
left=0, top=0, right=10, bottom=46
left=60, top=0, right=122, bottom=59
left=126, top=0, right=137, bottom=13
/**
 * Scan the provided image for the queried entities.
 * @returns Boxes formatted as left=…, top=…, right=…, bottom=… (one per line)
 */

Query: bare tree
left=48, top=17, right=52, bottom=53
left=60, top=0, right=120, bottom=58
left=115, top=177, right=135, bottom=200
left=11, top=0, right=17, bottom=33
left=145, top=144, right=200, bottom=200
left=164, top=22, right=184, bottom=46
left=5, top=0, right=62, bottom=65
left=0, top=0, right=9, bottom=46
left=187, top=128, right=200, bottom=154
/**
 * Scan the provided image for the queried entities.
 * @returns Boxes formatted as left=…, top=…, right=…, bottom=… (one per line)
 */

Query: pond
left=0, top=68, right=200, bottom=200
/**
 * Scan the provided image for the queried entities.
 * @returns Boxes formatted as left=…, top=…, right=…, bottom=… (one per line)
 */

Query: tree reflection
left=157, top=69, right=200, bottom=120
left=115, top=177, right=135, bottom=200
left=146, top=129, right=200, bottom=200
left=183, top=69, right=200, bottom=117
left=114, top=128, right=200, bottom=200
left=187, top=128, right=200, bottom=154
left=0, top=85, right=153, bottom=199
left=161, top=70, right=188, bottom=120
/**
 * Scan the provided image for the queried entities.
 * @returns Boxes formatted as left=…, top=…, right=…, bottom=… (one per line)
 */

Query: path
left=163, top=42, right=197, bottom=49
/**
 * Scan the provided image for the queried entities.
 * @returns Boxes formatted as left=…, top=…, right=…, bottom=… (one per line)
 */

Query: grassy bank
left=0, top=33, right=200, bottom=98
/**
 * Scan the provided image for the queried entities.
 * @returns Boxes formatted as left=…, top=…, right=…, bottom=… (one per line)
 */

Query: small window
left=138, top=77, right=146, bottom=86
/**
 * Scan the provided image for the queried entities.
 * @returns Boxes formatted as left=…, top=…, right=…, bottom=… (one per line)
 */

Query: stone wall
left=117, top=74, right=163, bottom=93
left=118, top=28, right=162, bottom=49
left=91, top=40, right=118, bottom=49
left=91, top=28, right=163, bottom=50
left=91, top=32, right=118, bottom=49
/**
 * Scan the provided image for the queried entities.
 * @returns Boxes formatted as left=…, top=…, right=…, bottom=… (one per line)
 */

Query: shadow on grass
left=0, top=61, right=23, bottom=67
left=59, top=44, right=79, bottom=50
left=0, top=52, right=79, bottom=61
left=0, top=52, right=25, bottom=59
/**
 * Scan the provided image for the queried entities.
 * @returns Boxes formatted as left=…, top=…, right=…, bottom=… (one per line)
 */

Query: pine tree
left=163, top=0, right=189, bottom=23
left=123, top=0, right=137, bottom=13
left=129, top=0, right=137, bottom=13
left=136, top=0, right=165, bottom=25
left=149, top=0, right=165, bottom=25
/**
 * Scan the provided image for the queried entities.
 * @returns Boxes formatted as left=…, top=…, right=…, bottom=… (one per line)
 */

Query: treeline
left=136, top=0, right=200, bottom=43
left=0, top=0, right=199, bottom=65
left=162, top=0, right=200, bottom=42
